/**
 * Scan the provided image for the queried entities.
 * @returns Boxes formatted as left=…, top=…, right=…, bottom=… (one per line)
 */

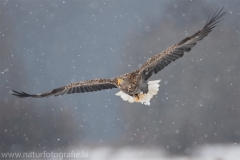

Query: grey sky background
left=0, top=0, right=239, bottom=155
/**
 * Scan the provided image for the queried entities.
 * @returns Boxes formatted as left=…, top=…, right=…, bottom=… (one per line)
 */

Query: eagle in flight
left=12, top=8, right=226, bottom=105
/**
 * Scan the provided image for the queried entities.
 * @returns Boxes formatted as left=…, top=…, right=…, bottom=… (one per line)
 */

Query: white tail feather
left=148, top=90, right=158, bottom=95
left=149, top=85, right=159, bottom=92
left=121, top=94, right=129, bottom=101
left=115, top=91, right=124, bottom=96
left=148, top=80, right=161, bottom=84
left=115, top=79, right=161, bottom=105
left=128, top=96, right=134, bottom=103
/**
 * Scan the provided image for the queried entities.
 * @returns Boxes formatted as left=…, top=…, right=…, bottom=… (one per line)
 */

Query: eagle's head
left=117, top=76, right=130, bottom=88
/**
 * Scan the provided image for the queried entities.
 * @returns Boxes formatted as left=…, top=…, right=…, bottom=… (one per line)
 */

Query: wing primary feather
left=83, top=86, right=89, bottom=92
left=155, top=65, right=161, bottom=71
left=166, top=54, right=178, bottom=60
left=164, top=59, right=171, bottom=64
left=67, top=88, right=73, bottom=94
left=99, top=84, right=106, bottom=89
left=54, top=92, right=63, bottom=97
left=172, top=52, right=183, bottom=57
left=160, top=60, right=168, bottom=66
left=106, top=84, right=116, bottom=88
left=60, top=89, right=68, bottom=95
left=153, top=68, right=158, bottom=74
left=157, top=63, right=164, bottom=69
left=87, top=86, right=93, bottom=92
left=95, top=85, right=102, bottom=90
left=104, top=84, right=110, bottom=89
left=80, top=86, right=85, bottom=93
left=72, top=87, right=76, bottom=93
left=76, top=87, right=81, bottom=93
left=91, top=86, right=98, bottom=91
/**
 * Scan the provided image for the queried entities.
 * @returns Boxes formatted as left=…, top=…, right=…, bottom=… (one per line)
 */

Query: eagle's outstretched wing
left=12, top=78, right=118, bottom=98
left=139, top=8, right=226, bottom=80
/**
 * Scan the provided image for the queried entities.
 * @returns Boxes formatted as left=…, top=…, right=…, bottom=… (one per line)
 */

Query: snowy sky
left=1, top=0, right=239, bottom=154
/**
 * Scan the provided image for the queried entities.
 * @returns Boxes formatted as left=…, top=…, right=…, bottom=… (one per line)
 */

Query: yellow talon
left=134, top=95, right=139, bottom=102
left=134, top=94, right=145, bottom=102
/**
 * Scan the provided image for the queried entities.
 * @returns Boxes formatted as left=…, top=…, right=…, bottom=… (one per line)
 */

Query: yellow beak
left=117, top=78, right=123, bottom=85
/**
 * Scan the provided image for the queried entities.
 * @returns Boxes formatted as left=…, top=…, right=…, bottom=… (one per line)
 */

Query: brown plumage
left=12, top=78, right=118, bottom=98
left=12, top=8, right=226, bottom=104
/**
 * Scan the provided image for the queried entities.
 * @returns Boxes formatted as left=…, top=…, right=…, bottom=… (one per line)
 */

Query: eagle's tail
left=115, top=80, right=161, bottom=105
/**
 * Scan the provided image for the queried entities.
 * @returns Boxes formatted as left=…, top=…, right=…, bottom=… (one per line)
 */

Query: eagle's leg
left=132, top=93, right=145, bottom=101
left=131, top=94, right=138, bottom=98
left=132, top=94, right=139, bottom=101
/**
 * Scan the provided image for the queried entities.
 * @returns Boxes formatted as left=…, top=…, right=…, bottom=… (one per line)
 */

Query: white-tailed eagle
left=12, top=8, right=226, bottom=105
